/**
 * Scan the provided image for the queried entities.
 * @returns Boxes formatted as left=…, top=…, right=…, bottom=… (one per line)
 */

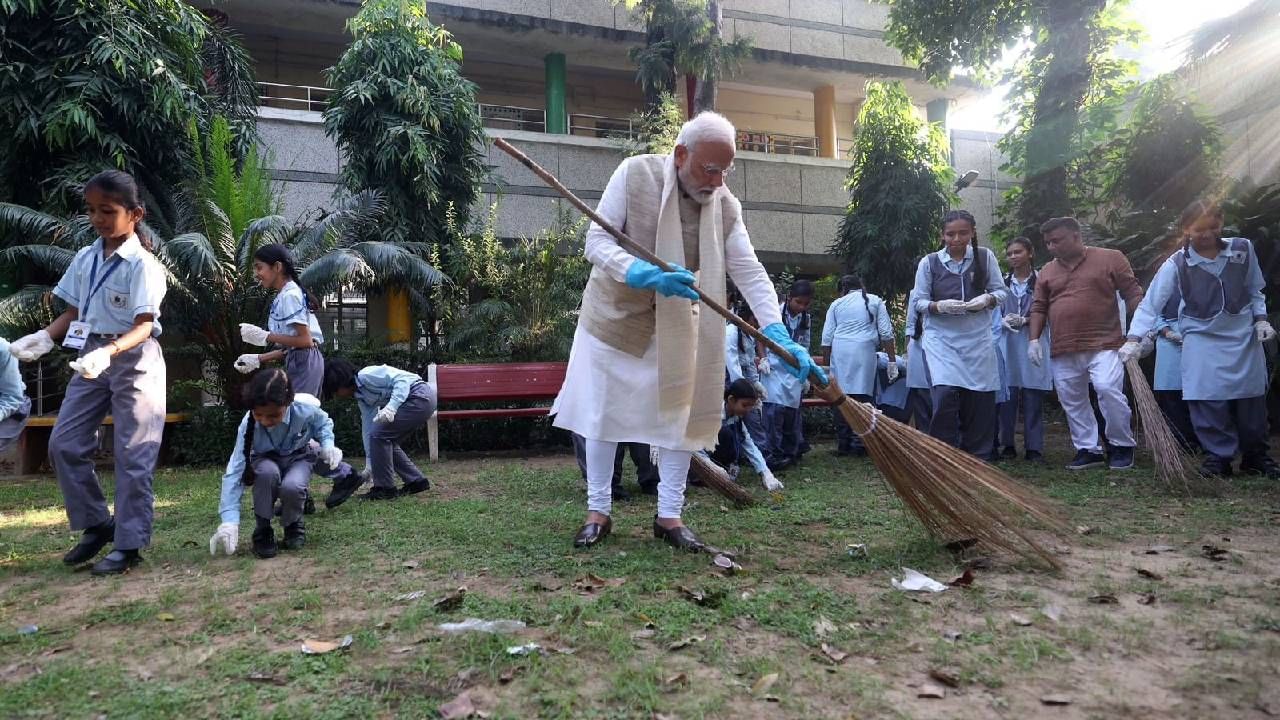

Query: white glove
left=1162, top=329, right=1182, bottom=345
left=317, top=445, right=343, bottom=469
left=750, top=381, right=768, bottom=403
left=964, top=294, right=995, bottom=313
left=69, top=347, right=112, bottom=379
left=885, top=361, right=899, bottom=383
left=761, top=470, right=783, bottom=492
left=374, top=405, right=397, bottom=424
left=1001, top=314, right=1025, bottom=331
left=1139, top=334, right=1156, bottom=358
left=10, top=330, right=54, bottom=362
left=239, top=323, right=271, bottom=346
left=1118, top=340, right=1143, bottom=364
left=1257, top=321, right=1277, bottom=343
left=209, top=522, right=239, bottom=555
left=1028, top=338, right=1043, bottom=367
left=935, top=299, right=967, bottom=315
left=234, top=354, right=260, bottom=374
left=757, top=357, right=772, bottom=375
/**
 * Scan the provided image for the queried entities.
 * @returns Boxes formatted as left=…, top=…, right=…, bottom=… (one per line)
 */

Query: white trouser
left=585, top=439, right=692, bottom=519
left=1050, top=349, right=1135, bottom=452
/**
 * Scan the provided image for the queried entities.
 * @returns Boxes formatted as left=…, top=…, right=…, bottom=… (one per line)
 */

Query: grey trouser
left=50, top=337, right=166, bottom=550
left=998, top=387, right=1045, bottom=453
left=907, top=388, right=933, bottom=431
left=369, top=383, right=435, bottom=489
left=285, top=346, right=324, bottom=397
left=1189, top=396, right=1270, bottom=461
left=929, top=385, right=996, bottom=461
left=252, top=447, right=313, bottom=527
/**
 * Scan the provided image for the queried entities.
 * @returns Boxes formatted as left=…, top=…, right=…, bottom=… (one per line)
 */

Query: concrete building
left=190, top=0, right=1013, bottom=340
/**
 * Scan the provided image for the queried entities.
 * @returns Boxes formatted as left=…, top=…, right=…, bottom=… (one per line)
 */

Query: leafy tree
left=0, top=0, right=257, bottom=215
left=618, top=92, right=685, bottom=157
left=323, top=0, right=487, bottom=249
left=831, top=82, right=954, bottom=312
left=883, top=0, right=1138, bottom=240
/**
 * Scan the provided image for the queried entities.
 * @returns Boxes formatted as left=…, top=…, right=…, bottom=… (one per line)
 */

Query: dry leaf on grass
left=631, top=629, right=656, bottom=641
left=1202, top=545, right=1231, bottom=561
left=1076, top=525, right=1097, bottom=536
left=1088, top=594, right=1119, bottom=605
left=532, top=577, right=564, bottom=592
left=667, top=636, right=705, bottom=651
left=499, top=667, right=523, bottom=684
left=820, top=643, right=848, bottom=663
left=301, top=635, right=353, bottom=654
left=245, top=673, right=286, bottom=685
left=1145, top=544, right=1177, bottom=554
left=752, top=673, right=779, bottom=696
left=394, top=590, right=427, bottom=602
left=917, top=682, right=947, bottom=699
left=928, top=668, right=961, bottom=688
left=573, top=574, right=626, bottom=592
left=948, top=569, right=976, bottom=587
left=434, top=587, right=467, bottom=612
left=438, top=691, right=476, bottom=719
left=663, top=672, right=689, bottom=690
left=813, top=616, right=837, bottom=638
left=157, top=613, right=176, bottom=622
left=942, top=630, right=962, bottom=642
left=1040, top=694, right=1072, bottom=706
left=1137, top=593, right=1157, bottom=605
left=402, top=560, right=419, bottom=569
left=1135, top=568, right=1164, bottom=581
left=1009, top=613, right=1033, bottom=626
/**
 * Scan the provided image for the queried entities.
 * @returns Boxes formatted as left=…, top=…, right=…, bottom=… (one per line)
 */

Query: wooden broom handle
left=493, top=137, right=829, bottom=388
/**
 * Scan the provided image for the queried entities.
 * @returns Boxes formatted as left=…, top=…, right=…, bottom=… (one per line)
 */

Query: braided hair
left=238, top=369, right=294, bottom=486
left=732, top=305, right=756, bottom=357
left=839, top=274, right=874, bottom=324
left=1177, top=198, right=1227, bottom=258
left=1002, top=236, right=1037, bottom=296
left=254, top=243, right=317, bottom=312
left=941, top=209, right=986, bottom=298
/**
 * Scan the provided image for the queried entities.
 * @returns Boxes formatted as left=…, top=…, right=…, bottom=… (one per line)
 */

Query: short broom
left=494, top=138, right=1068, bottom=568
left=1124, top=358, right=1196, bottom=492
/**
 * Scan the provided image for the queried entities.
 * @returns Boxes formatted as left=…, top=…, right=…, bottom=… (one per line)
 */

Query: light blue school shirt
left=725, top=324, right=759, bottom=384
left=821, top=290, right=892, bottom=397
left=52, top=234, right=167, bottom=336
left=218, top=398, right=337, bottom=524
left=0, top=338, right=27, bottom=420
left=697, top=404, right=768, bottom=475
left=355, top=364, right=423, bottom=457
left=911, top=246, right=1008, bottom=392
left=269, top=280, right=324, bottom=345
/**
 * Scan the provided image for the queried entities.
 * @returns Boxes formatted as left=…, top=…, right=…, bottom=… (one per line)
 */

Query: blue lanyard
left=84, top=252, right=124, bottom=309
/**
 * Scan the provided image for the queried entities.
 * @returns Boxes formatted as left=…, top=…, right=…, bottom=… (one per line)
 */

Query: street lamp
left=954, top=170, right=980, bottom=192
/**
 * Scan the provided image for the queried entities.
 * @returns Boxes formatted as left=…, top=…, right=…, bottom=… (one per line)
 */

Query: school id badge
left=63, top=321, right=91, bottom=350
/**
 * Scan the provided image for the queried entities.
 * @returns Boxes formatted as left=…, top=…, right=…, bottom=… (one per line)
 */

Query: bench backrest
left=435, top=362, right=567, bottom=403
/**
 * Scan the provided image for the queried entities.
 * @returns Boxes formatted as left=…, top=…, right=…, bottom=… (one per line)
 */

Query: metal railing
left=736, top=130, right=819, bottom=156
left=568, top=113, right=635, bottom=140
left=257, top=81, right=332, bottom=113
left=477, top=103, right=546, bottom=133
left=20, top=357, right=69, bottom=417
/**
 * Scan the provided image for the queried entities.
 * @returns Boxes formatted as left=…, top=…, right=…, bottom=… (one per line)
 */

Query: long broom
left=689, top=452, right=756, bottom=507
left=1124, top=358, right=1196, bottom=492
left=494, top=138, right=1068, bottom=568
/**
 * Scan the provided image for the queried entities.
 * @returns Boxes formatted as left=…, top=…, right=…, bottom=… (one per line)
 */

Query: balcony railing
left=568, top=113, right=635, bottom=139
left=258, top=81, right=332, bottom=113
left=736, top=130, right=819, bottom=156
left=477, top=103, right=546, bottom=133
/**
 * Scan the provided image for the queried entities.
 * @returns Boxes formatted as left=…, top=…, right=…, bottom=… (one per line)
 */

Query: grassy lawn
left=2, top=437, right=1279, bottom=719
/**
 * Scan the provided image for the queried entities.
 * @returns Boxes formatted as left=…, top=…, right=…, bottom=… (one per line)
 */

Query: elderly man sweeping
left=552, top=111, right=824, bottom=552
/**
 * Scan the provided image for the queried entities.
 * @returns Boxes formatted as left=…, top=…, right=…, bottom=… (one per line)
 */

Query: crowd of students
left=1, top=169, right=1276, bottom=572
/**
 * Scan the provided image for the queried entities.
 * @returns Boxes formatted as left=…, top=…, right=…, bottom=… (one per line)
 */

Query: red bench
left=423, top=360, right=831, bottom=460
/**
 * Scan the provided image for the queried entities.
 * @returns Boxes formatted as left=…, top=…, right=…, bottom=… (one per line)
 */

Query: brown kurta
left=1029, top=247, right=1144, bottom=357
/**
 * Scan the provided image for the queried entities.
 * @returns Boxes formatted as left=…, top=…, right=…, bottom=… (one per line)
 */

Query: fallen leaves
left=677, top=586, right=723, bottom=607
left=1040, top=694, right=1072, bottom=706
left=301, top=635, right=353, bottom=654
left=1135, top=567, right=1164, bottom=581
left=751, top=672, right=779, bottom=697
left=928, top=667, right=961, bottom=688
left=394, top=590, right=427, bottom=602
left=812, top=616, right=837, bottom=639
left=631, top=628, right=656, bottom=641
left=947, top=569, right=976, bottom=587
left=1202, top=545, right=1231, bottom=562
left=433, top=587, right=467, bottom=612
left=402, top=560, right=420, bottom=570
left=573, top=574, right=626, bottom=593
left=1087, top=594, right=1119, bottom=605
left=438, top=691, right=476, bottom=719
left=1076, top=525, right=1097, bottom=536
left=1009, top=613, right=1033, bottom=627
left=662, top=672, right=689, bottom=690
left=245, top=672, right=286, bottom=685
left=156, top=613, right=176, bottom=622
left=667, top=636, right=705, bottom=651
left=531, top=577, right=564, bottom=592
left=1137, top=593, right=1157, bottom=605
left=917, top=682, right=947, bottom=699
left=820, top=643, right=848, bottom=664
left=1145, top=544, right=1177, bottom=554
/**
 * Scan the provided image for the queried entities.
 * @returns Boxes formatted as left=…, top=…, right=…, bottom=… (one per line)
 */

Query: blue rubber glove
left=624, top=259, right=699, bottom=301
left=761, top=323, right=827, bottom=384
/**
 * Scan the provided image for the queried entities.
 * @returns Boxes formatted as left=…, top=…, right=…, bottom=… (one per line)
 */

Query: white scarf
left=654, top=155, right=727, bottom=449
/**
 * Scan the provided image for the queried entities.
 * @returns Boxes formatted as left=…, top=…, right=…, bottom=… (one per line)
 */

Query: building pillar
left=813, top=85, right=837, bottom=159
left=387, top=289, right=411, bottom=345
left=926, top=98, right=949, bottom=128
left=544, top=53, right=567, bottom=134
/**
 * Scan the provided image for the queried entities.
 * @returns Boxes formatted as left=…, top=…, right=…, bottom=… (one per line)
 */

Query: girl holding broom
left=1124, top=199, right=1277, bottom=478
left=909, top=210, right=1008, bottom=461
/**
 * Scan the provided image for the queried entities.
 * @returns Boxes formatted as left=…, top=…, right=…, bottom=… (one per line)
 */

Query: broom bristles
left=1124, top=359, right=1196, bottom=492
left=689, top=453, right=756, bottom=507
left=822, top=382, right=1068, bottom=570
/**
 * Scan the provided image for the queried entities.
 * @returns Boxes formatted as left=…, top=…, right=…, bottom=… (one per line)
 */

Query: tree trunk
left=692, top=0, right=723, bottom=114
left=1017, top=0, right=1107, bottom=236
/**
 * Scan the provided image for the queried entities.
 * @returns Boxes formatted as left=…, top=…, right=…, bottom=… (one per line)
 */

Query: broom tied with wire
left=494, top=137, right=1069, bottom=569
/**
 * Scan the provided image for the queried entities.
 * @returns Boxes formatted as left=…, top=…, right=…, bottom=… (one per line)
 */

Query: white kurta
left=551, top=161, right=782, bottom=451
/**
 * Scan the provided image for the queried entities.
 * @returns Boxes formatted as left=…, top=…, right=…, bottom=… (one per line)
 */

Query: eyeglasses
left=701, top=163, right=735, bottom=178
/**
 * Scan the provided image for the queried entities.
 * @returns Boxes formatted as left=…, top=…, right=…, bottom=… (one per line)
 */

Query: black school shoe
left=401, top=479, right=431, bottom=496
left=1198, top=455, right=1234, bottom=478
left=90, top=549, right=142, bottom=576
left=252, top=517, right=278, bottom=559
left=325, top=467, right=364, bottom=509
left=1066, top=450, right=1107, bottom=471
left=1025, top=450, right=1045, bottom=464
left=283, top=520, right=305, bottom=551
left=1240, top=455, right=1280, bottom=479
left=1000, top=447, right=1018, bottom=460
left=63, top=518, right=115, bottom=565
left=1108, top=445, right=1135, bottom=470
left=360, top=486, right=400, bottom=501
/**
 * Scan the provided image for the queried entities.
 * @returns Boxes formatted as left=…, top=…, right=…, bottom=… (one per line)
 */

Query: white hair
left=674, top=111, right=736, bottom=151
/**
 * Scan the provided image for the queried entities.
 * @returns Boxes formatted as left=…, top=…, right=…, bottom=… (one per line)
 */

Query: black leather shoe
left=90, top=549, right=141, bottom=576
left=652, top=520, right=706, bottom=553
left=252, top=517, right=278, bottom=559
left=360, top=486, right=400, bottom=501
left=1199, top=455, right=1234, bottom=478
left=326, top=468, right=364, bottom=509
left=1240, top=456, right=1280, bottom=479
left=400, top=479, right=431, bottom=495
left=573, top=516, right=612, bottom=548
left=303, top=493, right=316, bottom=515
left=63, top=519, right=115, bottom=565
left=1000, top=446, right=1018, bottom=459
left=283, top=520, right=305, bottom=550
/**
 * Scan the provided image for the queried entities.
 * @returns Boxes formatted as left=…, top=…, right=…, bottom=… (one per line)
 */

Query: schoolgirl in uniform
left=0, top=337, right=31, bottom=453
left=724, top=305, right=769, bottom=453
left=997, top=237, right=1053, bottom=462
left=321, top=358, right=435, bottom=503
left=903, top=290, right=934, bottom=430
left=235, top=244, right=326, bottom=396
left=1125, top=199, right=1277, bottom=478
left=873, top=351, right=911, bottom=424
left=820, top=275, right=896, bottom=456
left=8, top=170, right=168, bottom=575
left=909, top=209, right=1008, bottom=461
left=760, top=281, right=814, bottom=470
left=209, top=369, right=350, bottom=558
left=1151, top=282, right=1200, bottom=452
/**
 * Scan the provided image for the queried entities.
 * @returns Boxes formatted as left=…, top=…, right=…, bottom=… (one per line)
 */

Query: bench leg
left=428, top=412, right=439, bottom=462
left=18, top=428, right=50, bottom=475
